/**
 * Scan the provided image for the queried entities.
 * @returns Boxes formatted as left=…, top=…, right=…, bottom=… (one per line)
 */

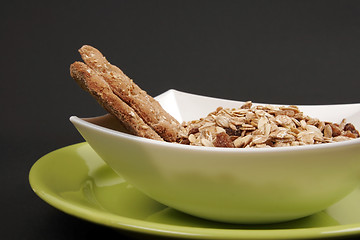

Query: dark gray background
left=2, top=0, right=360, bottom=239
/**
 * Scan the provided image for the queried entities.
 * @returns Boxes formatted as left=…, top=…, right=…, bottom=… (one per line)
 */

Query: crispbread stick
left=70, top=61, right=163, bottom=141
left=78, top=45, right=180, bottom=142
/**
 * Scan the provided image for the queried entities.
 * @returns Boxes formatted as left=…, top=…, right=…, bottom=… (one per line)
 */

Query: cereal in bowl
left=178, top=102, right=359, bottom=148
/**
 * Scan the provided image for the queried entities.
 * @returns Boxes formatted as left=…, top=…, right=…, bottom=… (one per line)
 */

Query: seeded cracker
left=78, top=45, right=181, bottom=142
left=70, top=62, right=163, bottom=140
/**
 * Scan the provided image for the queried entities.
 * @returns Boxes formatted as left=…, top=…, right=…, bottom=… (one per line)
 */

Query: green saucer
left=29, top=143, right=360, bottom=239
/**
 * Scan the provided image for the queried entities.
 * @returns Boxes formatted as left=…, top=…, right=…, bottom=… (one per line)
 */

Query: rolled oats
left=178, top=101, right=359, bottom=148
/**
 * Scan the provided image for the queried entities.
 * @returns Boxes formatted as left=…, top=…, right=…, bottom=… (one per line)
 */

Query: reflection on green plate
left=29, top=143, right=360, bottom=239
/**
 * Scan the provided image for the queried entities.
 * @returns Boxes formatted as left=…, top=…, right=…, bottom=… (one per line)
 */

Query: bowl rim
left=159, top=89, right=360, bottom=107
left=70, top=115, right=360, bottom=154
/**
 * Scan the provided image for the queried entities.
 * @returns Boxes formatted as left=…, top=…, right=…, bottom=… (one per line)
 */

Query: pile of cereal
left=178, top=101, right=359, bottom=148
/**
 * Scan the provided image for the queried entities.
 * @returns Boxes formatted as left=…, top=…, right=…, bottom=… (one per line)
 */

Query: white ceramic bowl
left=70, top=89, right=360, bottom=224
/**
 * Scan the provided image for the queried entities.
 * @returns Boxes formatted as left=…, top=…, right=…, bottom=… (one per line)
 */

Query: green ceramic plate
left=29, top=143, right=360, bottom=239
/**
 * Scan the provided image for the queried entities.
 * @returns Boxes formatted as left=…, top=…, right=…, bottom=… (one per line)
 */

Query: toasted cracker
left=70, top=61, right=163, bottom=141
left=78, top=45, right=180, bottom=142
